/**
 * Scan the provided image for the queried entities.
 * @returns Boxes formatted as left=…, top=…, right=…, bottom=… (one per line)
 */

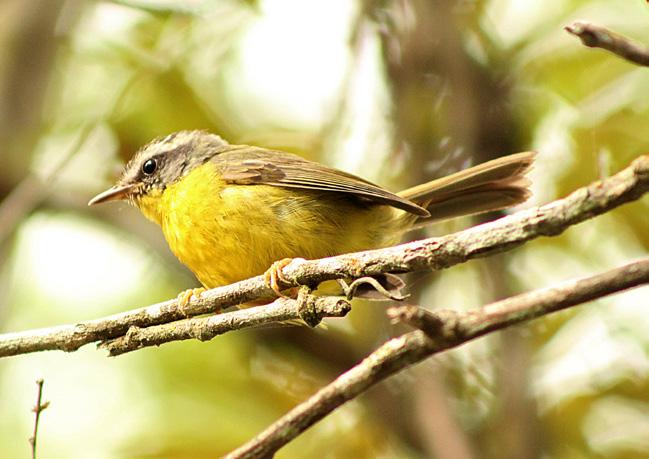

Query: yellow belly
left=136, top=162, right=405, bottom=288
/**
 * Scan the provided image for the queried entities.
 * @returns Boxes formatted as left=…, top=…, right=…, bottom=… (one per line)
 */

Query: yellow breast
left=135, top=162, right=404, bottom=289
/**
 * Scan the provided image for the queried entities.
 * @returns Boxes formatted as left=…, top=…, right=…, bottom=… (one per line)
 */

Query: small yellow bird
left=89, top=130, right=534, bottom=297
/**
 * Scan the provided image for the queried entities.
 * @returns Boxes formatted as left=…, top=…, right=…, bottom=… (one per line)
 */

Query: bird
left=89, top=130, right=534, bottom=301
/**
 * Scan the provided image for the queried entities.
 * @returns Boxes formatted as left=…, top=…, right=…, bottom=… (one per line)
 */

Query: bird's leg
left=176, top=287, right=207, bottom=315
left=264, top=258, right=305, bottom=297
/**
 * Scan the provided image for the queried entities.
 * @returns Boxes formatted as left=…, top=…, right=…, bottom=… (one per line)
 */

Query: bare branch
left=565, top=21, right=649, bottom=66
left=226, top=259, right=649, bottom=459
left=102, top=295, right=351, bottom=356
left=0, top=294, right=348, bottom=357
left=29, top=378, right=49, bottom=459
left=0, top=155, right=647, bottom=358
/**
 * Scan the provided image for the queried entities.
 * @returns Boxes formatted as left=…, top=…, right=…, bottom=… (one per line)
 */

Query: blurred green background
left=0, top=0, right=648, bottom=458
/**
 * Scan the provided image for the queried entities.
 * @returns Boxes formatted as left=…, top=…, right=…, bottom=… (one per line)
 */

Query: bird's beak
left=88, top=183, right=139, bottom=206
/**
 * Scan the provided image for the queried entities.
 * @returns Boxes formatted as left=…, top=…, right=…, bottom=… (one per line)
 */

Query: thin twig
left=101, top=296, right=351, bottom=356
left=29, top=379, right=49, bottom=459
left=226, top=258, right=649, bottom=458
left=0, top=155, right=647, bottom=358
left=565, top=21, right=649, bottom=66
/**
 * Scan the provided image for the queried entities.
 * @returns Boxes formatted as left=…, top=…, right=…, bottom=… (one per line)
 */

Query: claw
left=263, top=258, right=304, bottom=297
left=177, top=287, right=206, bottom=315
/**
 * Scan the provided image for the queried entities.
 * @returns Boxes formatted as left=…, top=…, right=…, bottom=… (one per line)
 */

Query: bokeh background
left=0, top=0, right=648, bottom=457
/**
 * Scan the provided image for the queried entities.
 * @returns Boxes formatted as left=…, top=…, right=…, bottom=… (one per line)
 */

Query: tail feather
left=398, top=151, right=535, bottom=223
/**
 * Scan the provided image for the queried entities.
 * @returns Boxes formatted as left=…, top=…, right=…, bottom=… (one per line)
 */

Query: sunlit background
left=0, top=0, right=648, bottom=457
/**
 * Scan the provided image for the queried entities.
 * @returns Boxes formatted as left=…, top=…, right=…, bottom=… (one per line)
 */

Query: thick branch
left=226, top=259, right=649, bottom=458
left=565, top=21, right=649, bottom=66
left=0, top=155, right=647, bottom=358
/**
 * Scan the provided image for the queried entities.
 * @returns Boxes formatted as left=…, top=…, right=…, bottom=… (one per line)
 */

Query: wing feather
left=211, top=147, right=430, bottom=216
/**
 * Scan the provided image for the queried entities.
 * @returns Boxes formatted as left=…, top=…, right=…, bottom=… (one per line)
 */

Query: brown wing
left=211, top=145, right=430, bottom=216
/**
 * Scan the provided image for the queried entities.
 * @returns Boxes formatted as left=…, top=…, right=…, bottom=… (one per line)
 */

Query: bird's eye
left=142, top=158, right=157, bottom=175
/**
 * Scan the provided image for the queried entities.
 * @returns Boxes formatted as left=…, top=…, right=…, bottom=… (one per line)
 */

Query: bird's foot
left=176, top=287, right=207, bottom=315
left=264, top=258, right=305, bottom=297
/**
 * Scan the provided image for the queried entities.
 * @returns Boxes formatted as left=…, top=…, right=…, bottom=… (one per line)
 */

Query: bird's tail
left=398, top=151, right=536, bottom=224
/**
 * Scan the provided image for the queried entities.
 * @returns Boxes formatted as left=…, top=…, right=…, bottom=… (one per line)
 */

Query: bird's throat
left=134, top=188, right=165, bottom=226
